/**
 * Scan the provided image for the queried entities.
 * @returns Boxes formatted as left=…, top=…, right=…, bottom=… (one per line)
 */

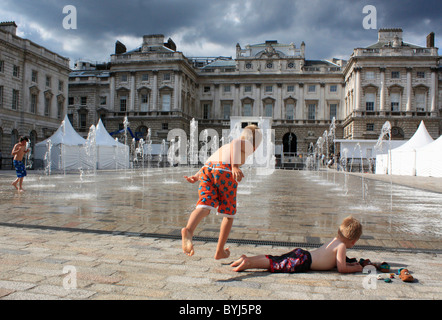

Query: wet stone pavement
left=0, top=167, right=441, bottom=301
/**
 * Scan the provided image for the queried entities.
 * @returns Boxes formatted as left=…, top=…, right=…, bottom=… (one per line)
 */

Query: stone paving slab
left=0, top=225, right=440, bottom=301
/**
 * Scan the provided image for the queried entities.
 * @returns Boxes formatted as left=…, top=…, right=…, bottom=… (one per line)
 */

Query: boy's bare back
left=206, top=139, right=254, bottom=165
left=309, top=238, right=345, bottom=271
left=310, top=237, right=363, bottom=273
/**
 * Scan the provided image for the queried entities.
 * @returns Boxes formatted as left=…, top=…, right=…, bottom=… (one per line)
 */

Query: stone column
left=276, top=83, right=283, bottom=119
left=320, top=82, right=326, bottom=120
left=430, top=67, right=438, bottom=114
left=297, top=83, right=304, bottom=120
left=109, top=74, right=116, bottom=111
left=173, top=71, right=181, bottom=111
left=354, top=67, right=362, bottom=112
left=214, top=84, right=220, bottom=119
left=152, top=71, right=158, bottom=111
left=406, top=67, right=412, bottom=114
left=255, top=84, right=261, bottom=117
left=379, top=67, right=386, bottom=113
left=130, top=72, right=135, bottom=112
left=234, top=84, right=240, bottom=116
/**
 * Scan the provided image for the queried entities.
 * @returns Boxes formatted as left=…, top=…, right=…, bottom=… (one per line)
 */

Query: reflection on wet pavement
left=0, top=168, right=441, bottom=252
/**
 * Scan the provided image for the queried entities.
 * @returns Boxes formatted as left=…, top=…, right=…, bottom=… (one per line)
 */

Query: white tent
left=90, top=119, right=129, bottom=170
left=415, top=135, right=442, bottom=177
left=389, top=121, right=434, bottom=176
left=34, top=115, right=87, bottom=170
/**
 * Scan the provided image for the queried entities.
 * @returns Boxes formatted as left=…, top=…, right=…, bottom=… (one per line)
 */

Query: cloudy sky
left=1, top=0, right=441, bottom=67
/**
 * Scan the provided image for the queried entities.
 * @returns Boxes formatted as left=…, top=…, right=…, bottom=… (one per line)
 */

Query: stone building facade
left=0, top=22, right=70, bottom=162
left=343, top=29, right=440, bottom=141
left=68, top=29, right=441, bottom=158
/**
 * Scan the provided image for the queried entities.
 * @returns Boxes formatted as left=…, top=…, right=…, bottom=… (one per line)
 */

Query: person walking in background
left=11, top=136, right=30, bottom=192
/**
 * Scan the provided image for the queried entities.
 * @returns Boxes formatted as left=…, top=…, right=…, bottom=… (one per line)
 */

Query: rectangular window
left=416, top=93, right=426, bottom=111
left=265, top=85, right=273, bottom=93
left=308, top=85, right=316, bottom=93
left=57, top=101, right=63, bottom=119
left=142, top=73, right=149, bottom=81
left=329, top=104, right=337, bottom=120
left=365, top=93, right=375, bottom=111
left=243, top=103, right=252, bottom=116
left=44, top=97, right=50, bottom=116
left=0, top=86, right=3, bottom=107
left=244, top=86, right=252, bottom=93
left=265, top=103, right=273, bottom=117
left=79, top=113, right=87, bottom=129
left=81, top=97, right=87, bottom=105
left=223, top=85, right=231, bottom=93
left=31, top=94, right=37, bottom=114
left=203, top=86, right=211, bottom=93
left=162, top=94, right=171, bottom=111
left=286, top=103, right=294, bottom=120
left=32, top=70, right=38, bottom=83
left=13, top=65, right=20, bottom=78
left=390, top=93, right=400, bottom=111
left=163, top=73, right=171, bottom=81
left=391, top=71, right=400, bottom=79
left=100, top=96, right=107, bottom=105
left=223, top=103, right=230, bottom=120
left=203, top=104, right=210, bottom=119
left=417, top=71, right=425, bottom=79
left=120, top=96, right=127, bottom=112
left=365, top=71, right=375, bottom=80
left=330, top=85, right=337, bottom=93
left=12, top=89, right=19, bottom=110
left=140, top=94, right=148, bottom=112
left=121, top=74, right=127, bottom=82
left=0, top=60, right=4, bottom=73
left=68, top=97, right=74, bottom=106
left=287, top=85, right=295, bottom=93
left=308, top=104, right=316, bottom=120
left=162, top=123, right=168, bottom=130
left=46, top=75, right=51, bottom=87
left=366, top=123, right=374, bottom=131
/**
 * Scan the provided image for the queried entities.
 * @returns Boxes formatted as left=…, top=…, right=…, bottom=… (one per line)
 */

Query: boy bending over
left=182, top=125, right=262, bottom=259
left=231, top=216, right=363, bottom=273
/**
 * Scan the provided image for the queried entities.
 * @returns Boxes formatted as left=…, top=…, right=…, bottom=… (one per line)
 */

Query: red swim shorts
left=196, top=162, right=238, bottom=218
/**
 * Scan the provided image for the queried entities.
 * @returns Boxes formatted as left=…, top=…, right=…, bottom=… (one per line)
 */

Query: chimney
left=115, top=40, right=127, bottom=54
left=0, top=21, right=17, bottom=35
left=426, top=32, right=435, bottom=48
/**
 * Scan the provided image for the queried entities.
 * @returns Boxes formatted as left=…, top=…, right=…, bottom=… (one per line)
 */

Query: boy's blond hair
left=240, top=125, right=262, bottom=149
left=337, top=216, right=362, bottom=242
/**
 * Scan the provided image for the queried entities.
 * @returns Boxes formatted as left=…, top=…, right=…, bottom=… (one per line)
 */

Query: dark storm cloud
left=0, top=0, right=440, bottom=63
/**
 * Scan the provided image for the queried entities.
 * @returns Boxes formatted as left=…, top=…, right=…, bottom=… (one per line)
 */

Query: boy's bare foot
left=181, top=228, right=194, bottom=256
left=12, top=182, right=18, bottom=191
left=230, top=255, right=248, bottom=272
left=214, top=247, right=230, bottom=260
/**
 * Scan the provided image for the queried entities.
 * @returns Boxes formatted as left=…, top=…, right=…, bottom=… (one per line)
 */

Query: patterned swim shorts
left=13, top=160, right=27, bottom=178
left=196, top=161, right=238, bottom=218
left=266, top=248, right=312, bottom=273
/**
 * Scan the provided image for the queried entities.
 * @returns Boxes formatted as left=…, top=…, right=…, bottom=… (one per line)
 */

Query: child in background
left=11, top=136, right=30, bottom=192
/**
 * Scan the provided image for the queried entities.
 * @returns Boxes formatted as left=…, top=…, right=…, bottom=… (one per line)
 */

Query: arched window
left=391, top=126, right=404, bottom=140
left=282, top=132, right=297, bottom=154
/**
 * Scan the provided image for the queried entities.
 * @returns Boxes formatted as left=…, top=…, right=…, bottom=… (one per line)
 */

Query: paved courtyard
left=0, top=167, right=441, bottom=301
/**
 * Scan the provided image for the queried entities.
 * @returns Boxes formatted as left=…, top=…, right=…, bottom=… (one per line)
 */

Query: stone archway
left=282, top=132, right=297, bottom=154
